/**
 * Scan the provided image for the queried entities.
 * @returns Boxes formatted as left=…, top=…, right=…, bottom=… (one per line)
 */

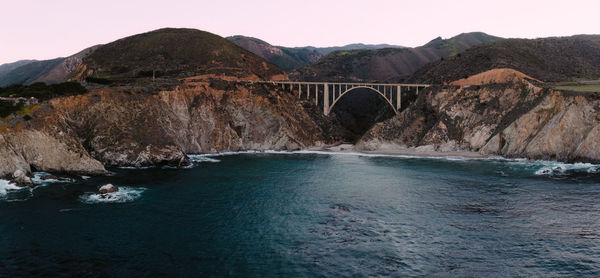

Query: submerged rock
left=99, top=184, right=119, bottom=194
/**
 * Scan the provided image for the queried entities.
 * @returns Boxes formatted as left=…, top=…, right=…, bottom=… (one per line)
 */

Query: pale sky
left=1, top=0, right=599, bottom=65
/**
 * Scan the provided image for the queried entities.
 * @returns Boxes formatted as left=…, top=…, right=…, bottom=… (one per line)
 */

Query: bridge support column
left=324, top=83, right=329, bottom=115
left=315, top=84, right=318, bottom=105
left=396, top=85, right=401, bottom=111
left=298, top=84, right=302, bottom=98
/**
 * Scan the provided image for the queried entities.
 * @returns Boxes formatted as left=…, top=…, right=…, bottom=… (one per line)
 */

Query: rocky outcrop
left=0, top=128, right=106, bottom=180
left=12, top=170, right=32, bottom=186
left=99, top=184, right=118, bottom=194
left=358, top=75, right=600, bottom=162
left=0, top=76, right=336, bottom=181
left=479, top=91, right=600, bottom=162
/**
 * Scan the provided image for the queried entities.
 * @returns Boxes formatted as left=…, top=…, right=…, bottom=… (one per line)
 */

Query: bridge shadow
left=329, top=88, right=396, bottom=142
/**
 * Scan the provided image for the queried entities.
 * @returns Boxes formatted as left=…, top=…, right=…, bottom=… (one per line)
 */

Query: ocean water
left=1, top=152, right=600, bottom=277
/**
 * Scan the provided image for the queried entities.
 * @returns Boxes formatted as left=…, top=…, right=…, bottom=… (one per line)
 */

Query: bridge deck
left=258, top=81, right=430, bottom=87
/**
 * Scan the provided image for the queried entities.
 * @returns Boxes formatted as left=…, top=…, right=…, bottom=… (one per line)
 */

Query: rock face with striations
left=357, top=69, right=600, bottom=162
left=0, top=75, right=335, bottom=180
left=0, top=28, right=338, bottom=182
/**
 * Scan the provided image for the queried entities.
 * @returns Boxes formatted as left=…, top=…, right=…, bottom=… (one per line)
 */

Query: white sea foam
left=188, top=155, right=221, bottom=163
left=196, top=149, right=509, bottom=161
left=532, top=162, right=599, bottom=176
left=0, top=179, right=23, bottom=199
left=31, top=172, right=75, bottom=184
left=79, top=186, right=147, bottom=204
left=118, top=166, right=154, bottom=170
left=189, top=149, right=600, bottom=176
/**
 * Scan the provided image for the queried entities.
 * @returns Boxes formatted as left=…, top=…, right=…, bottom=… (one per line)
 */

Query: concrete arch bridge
left=265, top=81, right=430, bottom=116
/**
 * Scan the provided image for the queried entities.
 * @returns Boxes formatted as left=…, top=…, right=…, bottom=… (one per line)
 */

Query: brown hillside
left=450, top=68, right=541, bottom=86
left=71, top=28, right=284, bottom=83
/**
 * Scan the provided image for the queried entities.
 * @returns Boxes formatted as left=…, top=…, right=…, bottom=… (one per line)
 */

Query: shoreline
left=309, top=143, right=488, bottom=159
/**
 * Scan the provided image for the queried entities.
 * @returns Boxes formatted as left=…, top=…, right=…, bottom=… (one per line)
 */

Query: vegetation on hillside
left=411, top=35, right=600, bottom=83
left=227, top=36, right=323, bottom=71
left=76, top=28, right=284, bottom=83
left=0, top=82, right=87, bottom=101
left=552, top=80, right=600, bottom=93
left=291, top=32, right=502, bottom=82
left=227, top=36, right=407, bottom=71
left=0, top=82, right=88, bottom=118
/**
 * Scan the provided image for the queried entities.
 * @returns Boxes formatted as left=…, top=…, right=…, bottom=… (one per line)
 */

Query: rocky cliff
left=0, top=76, right=340, bottom=182
left=357, top=69, right=600, bottom=162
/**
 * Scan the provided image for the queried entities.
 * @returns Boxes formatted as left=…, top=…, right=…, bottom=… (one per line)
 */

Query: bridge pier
left=324, top=83, right=329, bottom=116
left=396, top=85, right=401, bottom=111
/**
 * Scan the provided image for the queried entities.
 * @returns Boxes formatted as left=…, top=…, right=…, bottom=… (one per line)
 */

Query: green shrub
left=0, top=100, right=23, bottom=118
left=85, top=77, right=112, bottom=85
left=0, top=81, right=87, bottom=101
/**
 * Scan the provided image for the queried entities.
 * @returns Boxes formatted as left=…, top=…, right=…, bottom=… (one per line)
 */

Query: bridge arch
left=326, top=85, right=397, bottom=116
left=264, top=81, right=429, bottom=116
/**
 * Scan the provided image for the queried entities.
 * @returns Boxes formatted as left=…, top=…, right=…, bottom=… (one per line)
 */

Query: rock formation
left=0, top=75, right=338, bottom=181
left=99, top=184, right=118, bottom=194
left=358, top=69, right=600, bottom=162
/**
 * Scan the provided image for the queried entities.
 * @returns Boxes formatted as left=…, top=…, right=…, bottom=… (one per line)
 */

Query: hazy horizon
left=2, top=0, right=599, bottom=65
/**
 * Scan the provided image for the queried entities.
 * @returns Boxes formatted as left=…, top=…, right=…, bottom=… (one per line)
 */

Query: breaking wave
left=32, top=172, right=75, bottom=184
left=0, top=179, right=23, bottom=199
left=532, top=162, right=600, bottom=176
left=79, top=186, right=147, bottom=204
left=188, top=155, right=221, bottom=163
left=189, top=149, right=600, bottom=177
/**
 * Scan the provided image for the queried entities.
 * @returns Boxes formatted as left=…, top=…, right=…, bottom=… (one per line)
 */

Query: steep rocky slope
left=227, top=36, right=323, bottom=71
left=0, top=46, right=99, bottom=87
left=411, top=35, right=600, bottom=83
left=0, top=76, right=339, bottom=181
left=0, top=28, right=335, bottom=182
left=291, top=32, right=501, bottom=82
left=358, top=69, right=600, bottom=162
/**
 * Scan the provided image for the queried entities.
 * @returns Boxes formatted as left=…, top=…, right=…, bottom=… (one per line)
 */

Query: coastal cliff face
left=3, top=65, right=600, bottom=183
left=357, top=73, right=600, bottom=162
left=0, top=77, right=334, bottom=180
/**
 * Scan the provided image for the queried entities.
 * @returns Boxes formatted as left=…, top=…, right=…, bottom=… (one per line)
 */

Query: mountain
left=302, top=43, right=405, bottom=55
left=0, top=58, right=64, bottom=87
left=72, top=28, right=284, bottom=83
left=0, top=60, right=36, bottom=79
left=227, top=36, right=405, bottom=71
left=0, top=46, right=99, bottom=87
left=291, top=32, right=502, bottom=82
left=227, top=36, right=323, bottom=71
left=410, top=35, right=600, bottom=83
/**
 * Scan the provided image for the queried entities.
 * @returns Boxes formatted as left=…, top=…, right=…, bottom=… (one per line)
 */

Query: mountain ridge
left=290, top=32, right=502, bottom=82
left=227, top=35, right=405, bottom=71
left=410, top=34, right=600, bottom=83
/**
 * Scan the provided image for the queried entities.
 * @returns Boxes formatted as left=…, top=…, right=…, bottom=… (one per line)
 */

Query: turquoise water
left=1, top=152, right=600, bottom=277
